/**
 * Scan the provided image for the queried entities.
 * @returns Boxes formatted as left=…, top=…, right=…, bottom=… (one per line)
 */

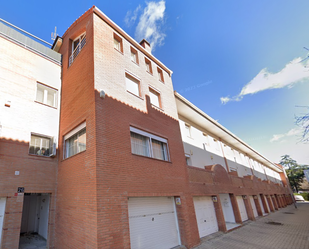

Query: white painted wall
left=178, top=118, right=283, bottom=186
left=0, top=36, right=61, bottom=146
left=179, top=119, right=227, bottom=170
left=265, top=167, right=282, bottom=184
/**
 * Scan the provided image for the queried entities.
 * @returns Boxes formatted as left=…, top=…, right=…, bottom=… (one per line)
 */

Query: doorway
left=20, top=193, right=50, bottom=248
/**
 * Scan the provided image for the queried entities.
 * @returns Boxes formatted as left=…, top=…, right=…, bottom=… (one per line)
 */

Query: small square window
left=125, top=73, right=140, bottom=97
left=149, top=88, right=161, bottom=108
left=157, top=68, right=164, bottom=82
left=130, top=47, right=139, bottom=64
left=64, top=122, right=86, bottom=159
left=36, top=82, right=58, bottom=108
left=113, top=33, right=123, bottom=53
left=29, top=134, right=54, bottom=156
left=145, top=58, right=152, bottom=74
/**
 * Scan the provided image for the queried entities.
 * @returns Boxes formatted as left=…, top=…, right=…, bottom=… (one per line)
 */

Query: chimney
left=139, top=39, right=151, bottom=54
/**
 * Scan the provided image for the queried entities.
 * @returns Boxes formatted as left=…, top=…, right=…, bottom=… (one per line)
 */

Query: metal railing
left=69, top=35, right=86, bottom=66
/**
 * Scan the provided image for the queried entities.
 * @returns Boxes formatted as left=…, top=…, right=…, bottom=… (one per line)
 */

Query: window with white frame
left=130, top=47, right=138, bottom=64
left=69, top=33, right=86, bottom=66
left=125, top=73, right=140, bottom=97
left=29, top=134, right=53, bottom=156
left=149, top=88, right=161, bottom=108
left=36, top=82, right=58, bottom=108
left=64, top=122, right=86, bottom=159
left=130, top=127, right=169, bottom=161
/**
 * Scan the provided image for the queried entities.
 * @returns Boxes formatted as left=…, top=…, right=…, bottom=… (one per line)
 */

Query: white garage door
left=193, top=197, right=218, bottom=238
left=249, top=196, right=258, bottom=217
left=236, top=196, right=248, bottom=221
left=0, top=198, right=6, bottom=247
left=128, top=197, right=180, bottom=249
left=265, top=196, right=271, bottom=212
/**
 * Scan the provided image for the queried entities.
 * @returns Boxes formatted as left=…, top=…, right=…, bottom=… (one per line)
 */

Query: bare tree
left=295, top=106, right=309, bottom=143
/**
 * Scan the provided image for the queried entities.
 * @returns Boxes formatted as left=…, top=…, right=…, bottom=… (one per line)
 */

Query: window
left=149, top=88, right=161, bottom=108
left=64, top=122, right=86, bottom=159
left=125, top=73, right=140, bottom=97
left=185, top=124, right=192, bottom=138
left=157, top=68, right=164, bottom=82
left=113, top=33, right=123, bottom=52
left=203, top=133, right=210, bottom=150
left=185, top=154, right=192, bottom=166
left=130, top=47, right=139, bottom=64
left=130, top=127, right=169, bottom=161
left=145, top=58, right=152, bottom=74
left=69, top=33, right=86, bottom=66
left=36, top=82, right=58, bottom=108
left=29, top=134, right=53, bottom=156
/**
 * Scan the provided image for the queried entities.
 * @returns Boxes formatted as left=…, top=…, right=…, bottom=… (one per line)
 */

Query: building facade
left=0, top=6, right=293, bottom=249
left=0, top=19, right=61, bottom=248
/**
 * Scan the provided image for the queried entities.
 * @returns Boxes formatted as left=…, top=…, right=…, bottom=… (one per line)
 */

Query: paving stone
left=194, top=202, right=309, bottom=249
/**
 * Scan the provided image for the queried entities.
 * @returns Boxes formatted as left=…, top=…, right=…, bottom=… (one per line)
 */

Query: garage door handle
left=204, top=220, right=206, bottom=222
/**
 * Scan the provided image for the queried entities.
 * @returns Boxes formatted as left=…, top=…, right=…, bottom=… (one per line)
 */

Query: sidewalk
left=194, top=202, right=309, bottom=249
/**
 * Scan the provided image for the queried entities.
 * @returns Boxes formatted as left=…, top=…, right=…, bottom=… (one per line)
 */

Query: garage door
left=236, top=196, right=248, bottom=221
left=128, top=197, right=180, bottom=249
left=0, top=198, right=6, bottom=247
left=264, top=196, right=271, bottom=212
left=249, top=196, right=258, bottom=217
left=193, top=197, right=218, bottom=238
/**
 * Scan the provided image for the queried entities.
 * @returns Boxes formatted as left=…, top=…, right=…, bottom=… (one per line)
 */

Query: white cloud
left=124, top=5, right=142, bottom=27
left=221, top=57, right=309, bottom=104
left=270, top=128, right=302, bottom=143
left=134, top=0, right=166, bottom=51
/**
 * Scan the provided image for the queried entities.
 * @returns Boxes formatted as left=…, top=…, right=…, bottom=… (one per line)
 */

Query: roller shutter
left=128, top=197, right=180, bottom=249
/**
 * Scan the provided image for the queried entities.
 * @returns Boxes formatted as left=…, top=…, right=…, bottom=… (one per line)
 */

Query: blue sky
left=1, top=1, right=308, bottom=164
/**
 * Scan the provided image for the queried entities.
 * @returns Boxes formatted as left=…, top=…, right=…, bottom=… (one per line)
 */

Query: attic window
left=69, top=33, right=86, bottom=66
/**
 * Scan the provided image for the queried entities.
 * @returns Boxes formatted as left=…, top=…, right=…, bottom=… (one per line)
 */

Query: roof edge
left=93, top=6, right=173, bottom=76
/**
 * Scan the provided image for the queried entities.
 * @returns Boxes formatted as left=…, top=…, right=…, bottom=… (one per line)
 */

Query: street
left=194, top=202, right=309, bottom=249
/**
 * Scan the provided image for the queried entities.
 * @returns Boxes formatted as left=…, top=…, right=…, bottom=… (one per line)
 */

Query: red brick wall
left=0, top=139, right=57, bottom=249
left=94, top=93, right=200, bottom=248
left=55, top=9, right=98, bottom=249
left=55, top=8, right=201, bottom=248
left=188, top=164, right=291, bottom=197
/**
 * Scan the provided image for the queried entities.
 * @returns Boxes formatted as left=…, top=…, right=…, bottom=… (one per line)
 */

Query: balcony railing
left=69, top=35, right=86, bottom=66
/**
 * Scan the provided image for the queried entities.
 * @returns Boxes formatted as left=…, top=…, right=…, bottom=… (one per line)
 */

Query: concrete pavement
left=194, top=202, right=309, bottom=249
